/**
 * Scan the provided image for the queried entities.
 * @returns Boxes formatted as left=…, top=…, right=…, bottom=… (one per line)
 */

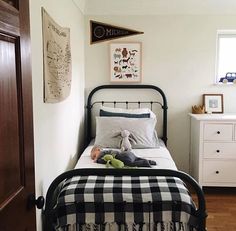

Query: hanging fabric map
left=42, top=8, right=72, bottom=103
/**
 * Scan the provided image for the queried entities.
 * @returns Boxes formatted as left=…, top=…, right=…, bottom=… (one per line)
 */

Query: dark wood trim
left=1, top=0, right=18, bottom=9
left=19, top=0, right=35, bottom=189
left=19, top=0, right=36, bottom=229
left=0, top=0, right=19, bottom=36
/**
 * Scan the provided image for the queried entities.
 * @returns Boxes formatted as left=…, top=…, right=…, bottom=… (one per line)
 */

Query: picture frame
left=110, top=42, right=142, bottom=83
left=203, top=94, right=224, bottom=113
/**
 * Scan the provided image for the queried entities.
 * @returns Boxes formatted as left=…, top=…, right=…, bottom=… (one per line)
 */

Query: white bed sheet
left=75, top=140, right=177, bottom=170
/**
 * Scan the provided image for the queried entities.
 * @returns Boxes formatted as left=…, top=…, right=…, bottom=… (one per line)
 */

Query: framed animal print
left=110, top=42, right=142, bottom=82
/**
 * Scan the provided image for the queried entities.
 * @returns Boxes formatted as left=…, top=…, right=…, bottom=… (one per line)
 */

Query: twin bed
left=44, top=85, right=207, bottom=231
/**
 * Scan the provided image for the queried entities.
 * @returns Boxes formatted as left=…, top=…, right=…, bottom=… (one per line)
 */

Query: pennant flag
left=90, top=20, right=144, bottom=44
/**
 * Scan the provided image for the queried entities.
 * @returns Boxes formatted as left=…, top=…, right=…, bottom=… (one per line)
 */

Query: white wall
left=85, top=0, right=236, bottom=15
left=73, top=0, right=86, bottom=13
left=30, top=1, right=85, bottom=230
left=85, top=15, right=236, bottom=172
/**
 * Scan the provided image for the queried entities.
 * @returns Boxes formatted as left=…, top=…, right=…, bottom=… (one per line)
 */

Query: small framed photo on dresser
left=203, top=94, right=224, bottom=113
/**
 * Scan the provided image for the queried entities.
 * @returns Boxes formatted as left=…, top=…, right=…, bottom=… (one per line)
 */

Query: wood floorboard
left=192, top=187, right=236, bottom=231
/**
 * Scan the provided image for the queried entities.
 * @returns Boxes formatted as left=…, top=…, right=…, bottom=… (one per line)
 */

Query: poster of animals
left=42, top=8, right=72, bottom=103
left=110, top=42, right=141, bottom=82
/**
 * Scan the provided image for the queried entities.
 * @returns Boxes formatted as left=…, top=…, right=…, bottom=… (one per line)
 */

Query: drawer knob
left=217, top=131, right=221, bottom=134
left=216, top=171, right=219, bottom=174
left=216, top=150, right=220, bottom=153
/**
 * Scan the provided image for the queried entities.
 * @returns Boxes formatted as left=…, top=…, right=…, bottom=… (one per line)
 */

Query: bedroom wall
left=85, top=15, right=236, bottom=172
left=29, top=0, right=85, bottom=230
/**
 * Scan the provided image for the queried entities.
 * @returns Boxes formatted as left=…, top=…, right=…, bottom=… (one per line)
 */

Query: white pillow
left=100, top=106, right=156, bottom=119
left=94, top=116, right=159, bottom=149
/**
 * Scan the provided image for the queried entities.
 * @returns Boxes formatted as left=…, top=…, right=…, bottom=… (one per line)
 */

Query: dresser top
left=189, top=113, right=236, bottom=121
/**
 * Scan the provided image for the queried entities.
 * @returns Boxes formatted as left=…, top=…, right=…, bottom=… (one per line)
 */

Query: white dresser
left=189, top=113, right=236, bottom=187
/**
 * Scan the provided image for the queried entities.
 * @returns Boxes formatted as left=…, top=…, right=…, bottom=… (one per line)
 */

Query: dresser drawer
left=203, top=142, right=236, bottom=158
left=203, top=160, right=236, bottom=183
left=203, top=123, right=233, bottom=141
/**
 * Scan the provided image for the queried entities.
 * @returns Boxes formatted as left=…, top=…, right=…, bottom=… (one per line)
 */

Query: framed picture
left=110, top=42, right=142, bottom=82
left=203, top=94, right=224, bottom=113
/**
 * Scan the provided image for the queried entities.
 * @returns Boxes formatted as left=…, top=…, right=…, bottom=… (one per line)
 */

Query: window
left=216, top=31, right=236, bottom=84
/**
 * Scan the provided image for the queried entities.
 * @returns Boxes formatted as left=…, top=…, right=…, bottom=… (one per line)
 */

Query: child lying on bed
left=90, top=146, right=157, bottom=168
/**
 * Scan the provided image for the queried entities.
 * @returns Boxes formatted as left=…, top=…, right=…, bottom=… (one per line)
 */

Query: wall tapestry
left=42, top=8, right=72, bottom=103
left=90, top=20, right=143, bottom=44
left=110, top=42, right=142, bottom=83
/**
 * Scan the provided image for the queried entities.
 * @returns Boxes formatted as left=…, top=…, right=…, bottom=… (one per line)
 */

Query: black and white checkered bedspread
left=54, top=175, right=197, bottom=230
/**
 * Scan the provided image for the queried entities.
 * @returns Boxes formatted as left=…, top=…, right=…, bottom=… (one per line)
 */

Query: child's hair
left=90, top=145, right=103, bottom=161
left=91, top=145, right=102, bottom=152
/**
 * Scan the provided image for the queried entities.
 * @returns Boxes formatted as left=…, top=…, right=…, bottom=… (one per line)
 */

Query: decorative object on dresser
left=110, top=42, right=142, bottom=83
left=203, top=94, right=224, bottom=114
left=192, top=105, right=205, bottom=114
left=189, top=113, right=236, bottom=187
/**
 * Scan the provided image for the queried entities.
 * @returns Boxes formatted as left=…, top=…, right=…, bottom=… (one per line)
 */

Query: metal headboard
left=85, top=84, right=168, bottom=147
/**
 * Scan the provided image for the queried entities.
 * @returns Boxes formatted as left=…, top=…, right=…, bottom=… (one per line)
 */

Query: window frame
left=215, top=30, right=236, bottom=84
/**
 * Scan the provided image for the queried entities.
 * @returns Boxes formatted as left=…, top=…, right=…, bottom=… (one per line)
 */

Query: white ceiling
left=75, top=0, right=236, bottom=15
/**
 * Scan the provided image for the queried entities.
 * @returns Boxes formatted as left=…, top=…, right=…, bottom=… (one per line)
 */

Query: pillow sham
left=100, top=106, right=156, bottom=119
left=100, top=109, right=150, bottom=118
left=94, top=116, right=159, bottom=149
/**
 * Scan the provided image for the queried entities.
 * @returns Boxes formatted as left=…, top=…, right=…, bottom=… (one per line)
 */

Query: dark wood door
left=0, top=0, right=36, bottom=230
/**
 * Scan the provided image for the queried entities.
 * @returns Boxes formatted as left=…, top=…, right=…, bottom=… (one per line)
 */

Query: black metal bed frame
left=85, top=84, right=168, bottom=147
left=44, top=84, right=207, bottom=231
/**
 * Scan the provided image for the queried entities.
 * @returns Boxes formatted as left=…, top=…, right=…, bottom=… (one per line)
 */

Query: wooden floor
left=194, top=187, right=236, bottom=231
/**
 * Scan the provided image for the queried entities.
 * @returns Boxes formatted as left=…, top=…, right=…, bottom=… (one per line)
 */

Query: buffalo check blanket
left=54, top=175, right=197, bottom=231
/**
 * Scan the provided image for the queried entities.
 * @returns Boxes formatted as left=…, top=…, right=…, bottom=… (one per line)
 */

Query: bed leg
left=198, top=210, right=208, bottom=231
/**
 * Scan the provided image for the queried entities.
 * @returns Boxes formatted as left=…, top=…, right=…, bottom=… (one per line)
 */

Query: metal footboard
left=44, top=168, right=207, bottom=231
